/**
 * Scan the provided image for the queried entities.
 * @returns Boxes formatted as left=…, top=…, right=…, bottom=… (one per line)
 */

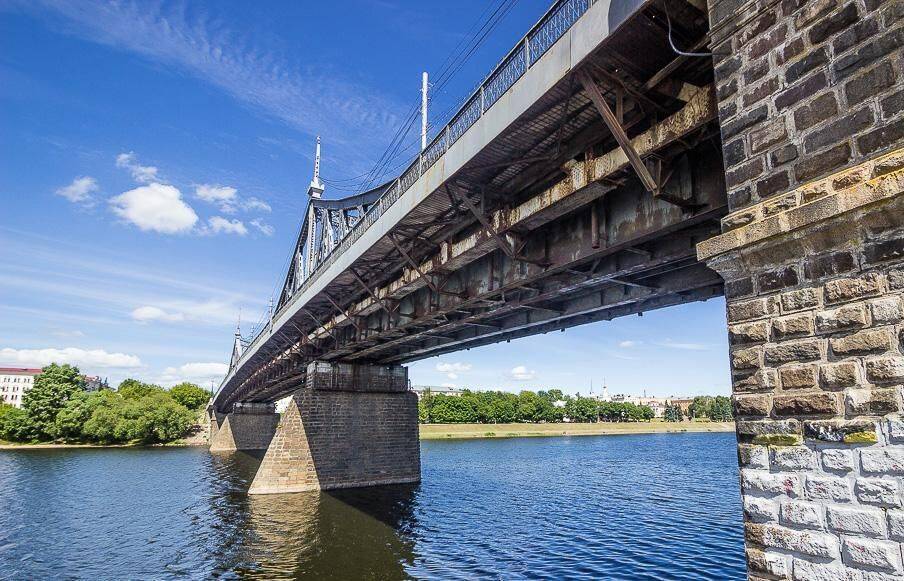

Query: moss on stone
left=752, top=434, right=802, bottom=446
left=843, top=431, right=878, bottom=444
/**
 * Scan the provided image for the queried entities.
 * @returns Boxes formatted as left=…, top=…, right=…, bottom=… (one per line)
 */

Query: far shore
left=0, top=420, right=735, bottom=449
left=419, top=420, right=735, bottom=440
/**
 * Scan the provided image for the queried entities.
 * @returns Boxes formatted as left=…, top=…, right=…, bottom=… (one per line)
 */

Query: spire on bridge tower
left=230, top=315, right=243, bottom=371
left=307, top=136, right=325, bottom=199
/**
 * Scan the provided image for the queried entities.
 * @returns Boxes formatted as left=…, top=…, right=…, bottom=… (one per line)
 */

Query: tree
left=710, top=396, right=733, bottom=421
left=22, top=363, right=85, bottom=440
left=664, top=403, right=683, bottom=422
left=429, top=395, right=477, bottom=423
left=689, top=396, right=715, bottom=419
left=169, top=382, right=210, bottom=410
left=0, top=403, right=34, bottom=442
left=566, top=396, right=599, bottom=422
left=117, top=378, right=163, bottom=399
left=54, top=391, right=113, bottom=440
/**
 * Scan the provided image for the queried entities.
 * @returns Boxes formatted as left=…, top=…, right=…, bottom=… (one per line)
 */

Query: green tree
left=117, top=378, right=163, bottom=399
left=664, top=403, right=684, bottom=422
left=710, top=396, right=733, bottom=421
left=689, top=396, right=714, bottom=419
left=0, top=403, right=34, bottom=442
left=566, top=396, right=599, bottom=422
left=169, top=382, right=210, bottom=410
left=22, top=363, right=85, bottom=440
left=53, top=391, right=113, bottom=440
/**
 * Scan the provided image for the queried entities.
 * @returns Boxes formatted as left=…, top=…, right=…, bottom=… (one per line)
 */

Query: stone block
left=735, top=369, right=780, bottom=393
left=819, top=361, right=859, bottom=389
left=773, top=392, right=838, bottom=416
left=765, top=340, right=822, bottom=365
left=739, top=444, right=770, bottom=468
left=744, top=523, right=840, bottom=559
left=781, top=287, right=820, bottom=312
left=771, top=445, right=817, bottom=471
left=742, top=469, right=802, bottom=497
left=824, top=273, right=883, bottom=304
left=846, top=388, right=900, bottom=416
left=746, top=548, right=789, bottom=579
left=790, top=559, right=846, bottom=580
left=732, top=346, right=763, bottom=370
left=887, top=510, right=904, bottom=540
left=821, top=448, right=854, bottom=472
left=830, top=329, right=893, bottom=356
left=729, top=297, right=779, bottom=322
left=730, top=321, right=770, bottom=345
left=827, top=505, right=887, bottom=537
left=758, top=267, right=800, bottom=293
left=779, top=365, right=818, bottom=389
left=803, top=251, right=856, bottom=280
left=887, top=415, right=904, bottom=442
left=745, top=496, right=780, bottom=523
left=772, top=313, right=815, bottom=339
left=865, top=357, right=904, bottom=383
left=870, top=296, right=903, bottom=324
left=804, top=419, right=876, bottom=443
left=861, top=448, right=904, bottom=475
left=734, top=394, right=771, bottom=417
left=863, top=238, right=904, bottom=266
left=842, top=537, right=902, bottom=572
left=855, top=477, right=902, bottom=507
left=805, top=475, right=853, bottom=503
left=815, top=304, right=868, bottom=333
left=780, top=500, right=823, bottom=529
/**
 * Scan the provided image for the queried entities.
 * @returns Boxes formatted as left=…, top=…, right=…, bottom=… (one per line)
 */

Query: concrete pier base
left=209, top=403, right=280, bottom=452
left=248, top=362, right=420, bottom=495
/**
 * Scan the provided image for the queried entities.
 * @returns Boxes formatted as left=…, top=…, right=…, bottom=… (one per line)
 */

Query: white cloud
left=109, top=183, right=199, bottom=234
left=0, top=347, right=142, bottom=369
left=509, top=365, right=536, bottom=381
left=131, top=305, right=185, bottom=323
left=657, top=339, right=710, bottom=351
left=618, top=340, right=642, bottom=348
left=116, top=152, right=159, bottom=183
left=159, top=362, right=228, bottom=386
left=55, top=176, right=98, bottom=205
left=436, top=361, right=472, bottom=380
left=250, top=219, right=274, bottom=236
left=244, top=197, right=271, bottom=212
left=194, top=184, right=238, bottom=213
left=205, top=216, right=248, bottom=236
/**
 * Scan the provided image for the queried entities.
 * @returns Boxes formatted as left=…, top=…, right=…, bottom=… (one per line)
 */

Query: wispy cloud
left=116, top=151, right=159, bottom=183
left=509, top=365, right=536, bottom=381
left=55, top=176, right=98, bottom=206
left=14, top=0, right=404, bottom=166
left=618, top=340, right=641, bottom=348
left=656, top=339, right=710, bottom=351
left=436, top=361, right=472, bottom=380
left=250, top=219, right=274, bottom=236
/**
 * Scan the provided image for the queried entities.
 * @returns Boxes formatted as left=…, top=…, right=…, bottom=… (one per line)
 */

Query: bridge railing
left=231, top=0, right=594, bottom=380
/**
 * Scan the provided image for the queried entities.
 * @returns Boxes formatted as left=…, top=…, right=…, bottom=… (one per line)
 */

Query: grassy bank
left=419, top=420, right=734, bottom=440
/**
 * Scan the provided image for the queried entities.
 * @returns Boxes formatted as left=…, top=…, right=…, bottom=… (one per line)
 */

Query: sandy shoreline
left=419, top=421, right=735, bottom=440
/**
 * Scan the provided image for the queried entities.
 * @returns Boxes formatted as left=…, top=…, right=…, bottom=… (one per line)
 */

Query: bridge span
left=210, top=0, right=904, bottom=575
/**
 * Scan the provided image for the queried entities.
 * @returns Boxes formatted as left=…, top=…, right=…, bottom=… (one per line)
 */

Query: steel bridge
left=213, top=0, right=725, bottom=412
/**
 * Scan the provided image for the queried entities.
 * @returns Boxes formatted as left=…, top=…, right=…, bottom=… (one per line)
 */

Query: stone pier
left=703, top=0, right=904, bottom=574
left=209, top=402, right=280, bottom=452
left=248, top=362, right=420, bottom=495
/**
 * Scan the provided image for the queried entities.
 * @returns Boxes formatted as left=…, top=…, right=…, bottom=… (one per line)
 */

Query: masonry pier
left=208, top=403, right=279, bottom=452
left=247, top=362, right=420, bottom=495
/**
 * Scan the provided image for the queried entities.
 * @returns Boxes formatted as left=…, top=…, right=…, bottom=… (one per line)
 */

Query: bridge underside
left=216, top=0, right=723, bottom=411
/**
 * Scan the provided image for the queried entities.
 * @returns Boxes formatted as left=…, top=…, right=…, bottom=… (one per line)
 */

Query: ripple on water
left=0, top=432, right=744, bottom=580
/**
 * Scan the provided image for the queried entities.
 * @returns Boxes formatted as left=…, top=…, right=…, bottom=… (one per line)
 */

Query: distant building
left=0, top=368, right=41, bottom=408
left=83, top=375, right=109, bottom=391
left=411, top=385, right=465, bottom=398
left=606, top=392, right=694, bottom=418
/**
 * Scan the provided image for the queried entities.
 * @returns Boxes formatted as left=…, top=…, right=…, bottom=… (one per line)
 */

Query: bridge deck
left=215, top=0, right=723, bottom=410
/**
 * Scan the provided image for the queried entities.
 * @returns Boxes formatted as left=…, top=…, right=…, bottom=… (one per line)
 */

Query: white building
left=411, top=385, right=465, bottom=398
left=0, top=368, right=41, bottom=408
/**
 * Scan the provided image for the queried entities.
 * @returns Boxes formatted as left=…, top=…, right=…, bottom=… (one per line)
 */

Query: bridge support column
left=248, top=362, right=420, bottom=495
left=699, top=148, right=904, bottom=578
left=209, top=402, right=280, bottom=452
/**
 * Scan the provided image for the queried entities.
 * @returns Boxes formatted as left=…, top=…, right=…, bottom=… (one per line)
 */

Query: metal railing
left=231, top=0, right=594, bottom=379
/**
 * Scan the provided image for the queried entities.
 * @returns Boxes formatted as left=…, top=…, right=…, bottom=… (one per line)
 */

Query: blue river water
left=0, top=432, right=745, bottom=579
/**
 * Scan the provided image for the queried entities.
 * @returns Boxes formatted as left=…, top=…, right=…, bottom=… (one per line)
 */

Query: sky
left=0, top=0, right=731, bottom=396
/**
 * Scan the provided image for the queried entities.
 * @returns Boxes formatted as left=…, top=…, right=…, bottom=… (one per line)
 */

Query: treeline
left=0, top=364, right=211, bottom=445
left=418, top=389, right=656, bottom=424
left=687, top=396, right=733, bottom=421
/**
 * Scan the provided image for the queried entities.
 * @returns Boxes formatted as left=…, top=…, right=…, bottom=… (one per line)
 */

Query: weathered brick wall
left=700, top=151, right=904, bottom=577
left=306, top=361, right=408, bottom=393
left=710, top=0, right=903, bottom=215
left=248, top=388, right=420, bottom=494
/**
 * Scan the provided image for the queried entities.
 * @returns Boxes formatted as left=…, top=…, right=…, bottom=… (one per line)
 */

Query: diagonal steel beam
left=350, top=268, right=392, bottom=314
left=387, top=233, right=440, bottom=293
left=577, top=70, right=659, bottom=197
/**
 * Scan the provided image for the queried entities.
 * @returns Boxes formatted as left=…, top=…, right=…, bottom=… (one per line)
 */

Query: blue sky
left=0, top=0, right=730, bottom=396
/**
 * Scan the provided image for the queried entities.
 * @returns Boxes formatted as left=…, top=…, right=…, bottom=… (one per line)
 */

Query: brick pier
left=247, top=362, right=420, bottom=495
left=704, top=0, right=904, bottom=574
left=209, top=402, right=280, bottom=452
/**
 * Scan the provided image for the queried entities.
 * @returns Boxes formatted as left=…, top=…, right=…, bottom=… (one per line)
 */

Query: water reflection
left=203, top=450, right=418, bottom=579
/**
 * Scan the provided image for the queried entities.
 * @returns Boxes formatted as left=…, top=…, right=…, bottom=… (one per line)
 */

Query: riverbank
left=419, top=420, right=734, bottom=440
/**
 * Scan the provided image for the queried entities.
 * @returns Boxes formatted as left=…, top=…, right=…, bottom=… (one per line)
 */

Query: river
left=0, top=432, right=745, bottom=579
